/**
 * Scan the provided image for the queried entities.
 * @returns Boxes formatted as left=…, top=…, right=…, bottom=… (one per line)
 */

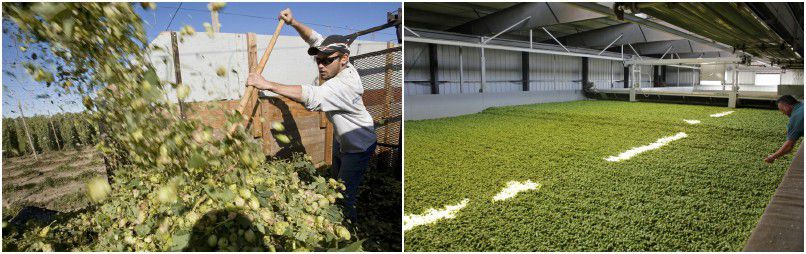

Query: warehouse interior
left=404, top=2, right=804, bottom=120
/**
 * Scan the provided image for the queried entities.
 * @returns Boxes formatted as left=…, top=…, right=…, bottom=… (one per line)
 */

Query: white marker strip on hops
left=710, top=111, right=734, bottom=117
left=606, top=132, right=688, bottom=162
left=493, top=180, right=542, bottom=201
left=683, top=119, right=701, bottom=124
left=403, top=199, right=469, bottom=231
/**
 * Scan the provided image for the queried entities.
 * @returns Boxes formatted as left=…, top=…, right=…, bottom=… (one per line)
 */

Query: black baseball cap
left=308, top=35, right=354, bottom=56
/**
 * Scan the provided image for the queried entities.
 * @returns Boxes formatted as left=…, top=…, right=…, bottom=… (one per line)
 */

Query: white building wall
left=780, top=69, right=803, bottom=85
left=149, top=32, right=388, bottom=102
left=664, top=67, right=699, bottom=86
left=484, top=48, right=522, bottom=93
left=403, top=42, right=431, bottom=95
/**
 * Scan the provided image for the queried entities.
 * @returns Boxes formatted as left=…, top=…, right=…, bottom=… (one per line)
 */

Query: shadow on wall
left=264, top=97, right=307, bottom=160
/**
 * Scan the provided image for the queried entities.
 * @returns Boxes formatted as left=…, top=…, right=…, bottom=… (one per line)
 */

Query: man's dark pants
left=330, top=141, right=376, bottom=223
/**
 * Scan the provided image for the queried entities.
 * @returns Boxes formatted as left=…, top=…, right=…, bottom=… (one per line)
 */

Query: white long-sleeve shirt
left=300, top=30, right=377, bottom=153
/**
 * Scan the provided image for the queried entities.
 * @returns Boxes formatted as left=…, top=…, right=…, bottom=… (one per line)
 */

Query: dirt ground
left=2, top=148, right=107, bottom=218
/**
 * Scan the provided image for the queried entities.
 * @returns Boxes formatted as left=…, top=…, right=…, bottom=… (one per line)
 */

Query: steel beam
left=542, top=27, right=570, bottom=52
left=568, top=2, right=735, bottom=53
left=406, top=36, right=624, bottom=61
left=448, top=2, right=605, bottom=36
left=404, top=26, right=421, bottom=38
left=483, top=16, right=532, bottom=44
left=598, top=34, right=623, bottom=55
left=626, top=57, right=742, bottom=66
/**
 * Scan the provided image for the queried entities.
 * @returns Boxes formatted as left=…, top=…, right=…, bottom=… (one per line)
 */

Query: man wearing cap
left=246, top=8, right=376, bottom=223
left=765, top=95, right=803, bottom=163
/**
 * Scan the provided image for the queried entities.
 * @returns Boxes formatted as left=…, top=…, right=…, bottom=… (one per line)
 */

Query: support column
left=459, top=46, right=464, bottom=93
left=629, top=65, right=637, bottom=102
left=428, top=43, right=439, bottom=94
left=480, top=41, right=486, bottom=93
left=728, top=63, right=739, bottom=108
left=582, top=57, right=589, bottom=91
left=623, top=66, right=630, bottom=89
left=522, top=52, right=530, bottom=91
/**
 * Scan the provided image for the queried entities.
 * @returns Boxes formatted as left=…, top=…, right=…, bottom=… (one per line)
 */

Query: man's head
left=308, top=35, right=353, bottom=80
left=777, top=95, right=800, bottom=117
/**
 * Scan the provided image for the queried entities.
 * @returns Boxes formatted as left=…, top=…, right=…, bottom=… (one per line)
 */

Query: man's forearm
left=267, top=82, right=303, bottom=102
left=289, top=18, right=315, bottom=43
left=772, top=140, right=796, bottom=159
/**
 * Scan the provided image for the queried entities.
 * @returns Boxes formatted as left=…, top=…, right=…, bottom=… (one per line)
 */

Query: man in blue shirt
left=765, top=95, right=803, bottom=163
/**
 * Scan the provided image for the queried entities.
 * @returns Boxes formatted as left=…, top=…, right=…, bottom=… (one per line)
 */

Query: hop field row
left=3, top=112, right=98, bottom=157
left=404, top=100, right=793, bottom=251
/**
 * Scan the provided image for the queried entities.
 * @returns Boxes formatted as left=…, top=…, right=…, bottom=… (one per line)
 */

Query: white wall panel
left=781, top=69, right=803, bottom=85
left=404, top=42, right=430, bottom=95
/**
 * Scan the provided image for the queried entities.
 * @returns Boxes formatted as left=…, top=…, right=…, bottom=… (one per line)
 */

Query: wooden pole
left=246, top=33, right=262, bottom=138
left=319, top=76, right=327, bottom=128
left=381, top=41, right=395, bottom=145
left=171, top=31, right=186, bottom=119
left=230, top=20, right=284, bottom=135
left=324, top=121, right=333, bottom=166
left=47, top=111, right=62, bottom=150
left=18, top=100, right=37, bottom=160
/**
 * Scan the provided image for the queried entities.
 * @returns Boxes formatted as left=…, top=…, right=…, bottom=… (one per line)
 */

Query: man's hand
left=247, top=73, right=273, bottom=90
left=764, top=155, right=776, bottom=163
left=279, top=8, right=293, bottom=24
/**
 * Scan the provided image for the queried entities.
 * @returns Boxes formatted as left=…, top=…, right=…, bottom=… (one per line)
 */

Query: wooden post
left=319, top=77, right=327, bottom=128
left=47, top=111, right=61, bottom=150
left=320, top=74, right=333, bottom=165
left=18, top=100, right=37, bottom=160
left=246, top=33, right=262, bottom=138
left=170, top=32, right=186, bottom=119
left=381, top=41, right=395, bottom=145
left=231, top=20, right=285, bottom=135
left=324, top=122, right=333, bottom=166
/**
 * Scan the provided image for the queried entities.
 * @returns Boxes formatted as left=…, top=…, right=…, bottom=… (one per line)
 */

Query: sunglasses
left=315, top=54, right=342, bottom=66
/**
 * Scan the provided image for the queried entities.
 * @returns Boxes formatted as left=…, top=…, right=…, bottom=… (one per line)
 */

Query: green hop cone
left=271, top=121, right=285, bottom=131
left=216, top=66, right=226, bottom=77
left=335, top=226, right=351, bottom=241
left=39, top=226, right=50, bottom=237
left=86, top=177, right=111, bottom=202
left=157, top=184, right=178, bottom=204
left=208, top=2, right=226, bottom=11
left=203, top=22, right=214, bottom=37
left=234, top=196, right=245, bottom=207
left=248, top=198, right=260, bottom=210
left=181, top=25, right=195, bottom=36
left=207, top=235, right=217, bottom=247
left=244, top=230, right=256, bottom=243
left=217, top=237, right=228, bottom=248
left=274, top=134, right=290, bottom=144
left=273, top=221, right=288, bottom=235
left=140, top=2, right=156, bottom=10
left=176, top=83, right=190, bottom=100
left=239, top=188, right=252, bottom=199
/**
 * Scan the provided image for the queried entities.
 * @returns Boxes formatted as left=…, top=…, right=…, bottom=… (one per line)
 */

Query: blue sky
left=2, top=2, right=400, bottom=118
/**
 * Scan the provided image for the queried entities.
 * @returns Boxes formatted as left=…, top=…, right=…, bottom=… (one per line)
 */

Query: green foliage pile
left=2, top=112, right=97, bottom=157
left=404, top=100, right=793, bottom=251
left=2, top=2, right=360, bottom=251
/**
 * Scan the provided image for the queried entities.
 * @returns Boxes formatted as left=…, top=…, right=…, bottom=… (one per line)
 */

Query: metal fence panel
left=351, top=46, right=402, bottom=173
